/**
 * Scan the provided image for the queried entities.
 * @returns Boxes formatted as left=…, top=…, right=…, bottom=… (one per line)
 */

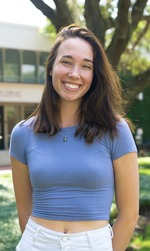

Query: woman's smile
left=63, top=81, right=81, bottom=91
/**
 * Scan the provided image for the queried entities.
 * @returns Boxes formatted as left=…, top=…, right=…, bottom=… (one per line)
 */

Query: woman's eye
left=82, top=65, right=92, bottom=70
left=61, top=60, right=72, bottom=65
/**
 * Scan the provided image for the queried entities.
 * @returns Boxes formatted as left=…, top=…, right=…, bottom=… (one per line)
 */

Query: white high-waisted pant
left=16, top=217, right=114, bottom=251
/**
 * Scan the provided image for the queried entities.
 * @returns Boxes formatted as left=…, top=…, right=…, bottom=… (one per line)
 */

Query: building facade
left=0, top=22, right=52, bottom=150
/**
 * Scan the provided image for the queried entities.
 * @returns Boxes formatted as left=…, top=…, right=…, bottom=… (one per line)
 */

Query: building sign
left=0, top=84, right=44, bottom=103
left=0, top=89, right=21, bottom=98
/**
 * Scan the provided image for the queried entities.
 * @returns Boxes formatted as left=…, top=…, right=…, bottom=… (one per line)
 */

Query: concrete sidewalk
left=0, top=150, right=10, bottom=166
left=0, top=165, right=11, bottom=171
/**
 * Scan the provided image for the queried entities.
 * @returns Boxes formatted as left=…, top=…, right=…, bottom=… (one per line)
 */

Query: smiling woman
left=10, top=24, right=139, bottom=251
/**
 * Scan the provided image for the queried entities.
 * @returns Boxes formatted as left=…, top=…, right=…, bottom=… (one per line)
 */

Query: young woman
left=10, top=24, right=139, bottom=251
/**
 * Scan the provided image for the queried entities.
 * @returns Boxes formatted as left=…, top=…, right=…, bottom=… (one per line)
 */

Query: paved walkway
left=0, top=165, right=11, bottom=171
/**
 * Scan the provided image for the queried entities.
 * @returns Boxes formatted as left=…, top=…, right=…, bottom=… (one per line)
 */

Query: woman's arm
left=11, top=157, right=32, bottom=233
left=112, top=152, right=139, bottom=251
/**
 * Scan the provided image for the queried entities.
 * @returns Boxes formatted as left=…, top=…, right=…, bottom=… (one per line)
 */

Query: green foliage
left=40, top=19, right=57, bottom=39
left=100, top=0, right=117, bottom=19
left=110, top=203, right=117, bottom=224
left=128, top=157, right=150, bottom=250
left=67, top=0, right=85, bottom=25
left=138, top=158, right=150, bottom=207
left=139, top=168, right=150, bottom=207
left=0, top=172, right=21, bottom=251
left=120, top=52, right=150, bottom=76
left=119, top=20, right=150, bottom=76
left=130, top=225, right=150, bottom=251
left=138, top=157, right=150, bottom=169
left=128, top=87, right=150, bottom=143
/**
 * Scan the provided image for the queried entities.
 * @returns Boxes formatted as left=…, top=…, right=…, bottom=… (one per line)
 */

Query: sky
left=0, top=0, right=50, bottom=27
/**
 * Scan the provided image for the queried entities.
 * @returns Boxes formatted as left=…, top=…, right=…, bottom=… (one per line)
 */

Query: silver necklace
left=59, top=127, right=76, bottom=142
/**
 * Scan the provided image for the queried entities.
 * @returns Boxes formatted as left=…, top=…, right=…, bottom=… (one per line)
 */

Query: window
left=0, top=49, right=47, bottom=84
left=4, top=49, right=20, bottom=82
left=38, top=52, right=48, bottom=83
left=22, top=51, right=36, bottom=83
left=6, top=106, right=22, bottom=149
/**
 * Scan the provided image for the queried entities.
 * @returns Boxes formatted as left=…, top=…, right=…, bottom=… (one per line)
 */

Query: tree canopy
left=29, top=0, right=150, bottom=106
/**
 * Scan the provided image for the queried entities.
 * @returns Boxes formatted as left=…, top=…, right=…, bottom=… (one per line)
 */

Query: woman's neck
left=59, top=101, right=80, bottom=128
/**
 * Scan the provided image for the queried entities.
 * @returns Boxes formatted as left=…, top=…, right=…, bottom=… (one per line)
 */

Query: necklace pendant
left=63, top=137, right=67, bottom=142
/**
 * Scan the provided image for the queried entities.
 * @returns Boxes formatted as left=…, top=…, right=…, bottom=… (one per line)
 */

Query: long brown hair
left=28, top=24, right=128, bottom=143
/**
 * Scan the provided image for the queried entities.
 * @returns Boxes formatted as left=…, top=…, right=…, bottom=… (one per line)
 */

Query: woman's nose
left=68, top=66, right=80, bottom=79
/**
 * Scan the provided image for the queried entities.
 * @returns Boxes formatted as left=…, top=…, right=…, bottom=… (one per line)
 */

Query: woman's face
left=50, top=37, right=94, bottom=105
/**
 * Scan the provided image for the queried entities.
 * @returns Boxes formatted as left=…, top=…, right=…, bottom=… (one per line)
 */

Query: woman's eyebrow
left=61, top=55, right=72, bottom=59
left=84, top=59, right=93, bottom=64
left=61, top=55, right=93, bottom=64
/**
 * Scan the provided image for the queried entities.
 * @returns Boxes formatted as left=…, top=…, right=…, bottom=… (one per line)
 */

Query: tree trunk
left=123, top=69, right=150, bottom=107
left=29, top=0, right=74, bottom=31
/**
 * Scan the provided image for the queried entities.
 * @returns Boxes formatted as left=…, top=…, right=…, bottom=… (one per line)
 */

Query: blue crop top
left=9, top=117, right=137, bottom=221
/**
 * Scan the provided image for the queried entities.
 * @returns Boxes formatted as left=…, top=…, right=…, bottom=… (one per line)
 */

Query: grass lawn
left=129, top=157, right=150, bottom=251
left=0, top=157, right=150, bottom=251
left=130, top=225, right=150, bottom=251
left=0, top=171, right=21, bottom=251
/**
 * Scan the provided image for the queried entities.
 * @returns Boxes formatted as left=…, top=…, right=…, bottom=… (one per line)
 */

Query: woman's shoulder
left=110, top=118, right=137, bottom=160
left=116, top=117, right=131, bottom=130
left=103, top=118, right=132, bottom=140
left=10, top=117, right=36, bottom=164
left=11, top=116, right=36, bottom=136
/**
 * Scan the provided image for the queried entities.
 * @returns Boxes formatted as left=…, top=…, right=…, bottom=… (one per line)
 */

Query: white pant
left=16, top=218, right=114, bottom=251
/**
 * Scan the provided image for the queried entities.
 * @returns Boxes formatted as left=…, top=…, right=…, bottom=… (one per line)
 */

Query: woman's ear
left=49, top=70, right=52, bottom=76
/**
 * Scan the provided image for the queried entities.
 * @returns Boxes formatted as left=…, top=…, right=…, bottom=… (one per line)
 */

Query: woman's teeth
left=65, top=83, right=80, bottom=89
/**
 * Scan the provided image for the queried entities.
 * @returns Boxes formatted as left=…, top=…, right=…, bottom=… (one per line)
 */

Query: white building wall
left=0, top=83, right=43, bottom=103
left=0, top=21, right=52, bottom=51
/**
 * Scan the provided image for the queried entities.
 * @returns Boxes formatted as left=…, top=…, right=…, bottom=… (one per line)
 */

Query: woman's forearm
left=112, top=214, right=138, bottom=251
left=18, top=210, right=32, bottom=233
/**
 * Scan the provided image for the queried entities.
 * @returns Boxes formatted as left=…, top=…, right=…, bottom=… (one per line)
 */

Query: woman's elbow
left=129, top=211, right=139, bottom=228
left=119, top=209, right=139, bottom=227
